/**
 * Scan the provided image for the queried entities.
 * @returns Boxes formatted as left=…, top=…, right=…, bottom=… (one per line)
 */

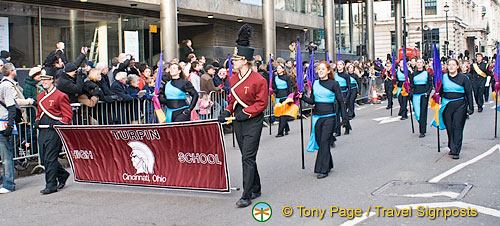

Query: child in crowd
left=197, top=93, right=213, bottom=120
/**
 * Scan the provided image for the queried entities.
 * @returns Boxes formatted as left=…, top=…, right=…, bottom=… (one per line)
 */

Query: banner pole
left=232, top=122, right=235, bottom=147
left=300, top=100, right=305, bottom=169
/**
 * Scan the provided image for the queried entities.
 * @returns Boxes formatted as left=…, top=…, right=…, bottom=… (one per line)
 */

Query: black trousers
left=172, top=109, right=190, bottom=122
left=277, top=116, right=291, bottom=135
left=233, top=112, right=264, bottom=199
left=39, top=128, right=69, bottom=190
left=347, top=88, right=357, bottom=119
left=472, top=77, right=486, bottom=109
left=416, top=94, right=429, bottom=134
left=398, top=93, right=408, bottom=117
left=442, top=99, right=467, bottom=155
left=384, top=80, right=394, bottom=108
left=314, top=116, right=335, bottom=174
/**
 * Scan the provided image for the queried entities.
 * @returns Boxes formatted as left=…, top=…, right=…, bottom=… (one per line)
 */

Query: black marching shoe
left=452, top=155, right=460, bottom=159
left=419, top=133, right=425, bottom=138
left=285, top=131, right=289, bottom=135
left=57, top=173, right=70, bottom=190
left=344, top=129, right=350, bottom=135
left=40, top=188, right=57, bottom=195
left=275, top=134, right=284, bottom=138
left=478, top=108, right=483, bottom=113
left=386, top=106, right=391, bottom=109
left=236, top=198, right=252, bottom=208
left=400, top=116, right=408, bottom=120
left=251, top=192, right=261, bottom=200
left=317, top=173, right=328, bottom=179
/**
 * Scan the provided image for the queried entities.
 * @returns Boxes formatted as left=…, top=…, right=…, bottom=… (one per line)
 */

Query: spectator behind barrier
left=126, top=75, right=146, bottom=100
left=111, top=72, right=134, bottom=102
left=56, top=62, right=83, bottom=103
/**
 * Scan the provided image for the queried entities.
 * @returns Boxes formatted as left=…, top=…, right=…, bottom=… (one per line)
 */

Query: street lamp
left=444, top=3, right=449, bottom=57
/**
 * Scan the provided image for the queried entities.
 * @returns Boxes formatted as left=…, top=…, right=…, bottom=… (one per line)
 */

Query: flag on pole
left=338, top=48, right=342, bottom=61
left=493, top=44, right=500, bottom=111
left=296, top=40, right=304, bottom=93
left=152, top=53, right=166, bottom=123
left=430, top=44, right=444, bottom=128
left=227, top=55, right=233, bottom=78
left=325, top=51, right=330, bottom=63
left=391, top=51, right=396, bottom=79
left=269, top=55, right=273, bottom=90
left=401, top=48, right=410, bottom=96
left=306, top=51, right=316, bottom=84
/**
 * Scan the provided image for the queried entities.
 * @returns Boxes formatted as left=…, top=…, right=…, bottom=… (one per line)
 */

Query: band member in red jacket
left=219, top=24, right=268, bottom=208
left=34, top=73, right=73, bottom=195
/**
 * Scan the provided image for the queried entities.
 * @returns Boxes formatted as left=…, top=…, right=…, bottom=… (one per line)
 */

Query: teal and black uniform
left=396, top=69, right=408, bottom=118
left=410, top=69, right=433, bottom=135
left=272, top=73, right=293, bottom=136
left=347, top=72, right=359, bottom=119
left=302, top=79, right=348, bottom=175
left=159, top=78, right=199, bottom=122
left=437, top=73, right=474, bottom=157
left=334, top=72, right=352, bottom=134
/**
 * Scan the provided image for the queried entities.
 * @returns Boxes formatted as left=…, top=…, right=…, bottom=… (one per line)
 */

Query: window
left=391, top=0, right=395, bottom=17
left=425, top=0, right=437, bottom=15
left=335, top=4, right=343, bottom=20
left=423, top=28, right=440, bottom=59
left=391, top=31, right=396, bottom=53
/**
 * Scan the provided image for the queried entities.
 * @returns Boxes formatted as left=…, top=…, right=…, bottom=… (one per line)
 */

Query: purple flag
left=227, top=55, right=232, bottom=78
left=494, top=44, right=500, bottom=93
left=325, top=51, right=330, bottom=63
left=306, top=51, right=316, bottom=83
left=296, top=40, right=304, bottom=93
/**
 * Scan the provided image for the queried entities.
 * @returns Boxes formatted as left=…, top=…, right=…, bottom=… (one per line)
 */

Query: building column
left=262, top=0, right=276, bottom=63
left=348, top=1, right=354, bottom=54
left=160, top=0, right=178, bottom=61
left=324, top=0, right=335, bottom=61
left=118, top=16, right=123, bottom=53
left=97, top=21, right=108, bottom=64
left=366, top=0, right=375, bottom=60
left=69, top=9, right=77, bottom=60
left=395, top=0, right=402, bottom=54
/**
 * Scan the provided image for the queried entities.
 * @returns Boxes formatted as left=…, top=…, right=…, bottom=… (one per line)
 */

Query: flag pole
left=268, top=54, right=273, bottom=136
left=269, top=95, right=272, bottom=135
left=300, top=99, right=305, bottom=169
left=408, top=98, right=415, bottom=133
left=437, top=127, right=441, bottom=152
left=495, top=97, right=498, bottom=138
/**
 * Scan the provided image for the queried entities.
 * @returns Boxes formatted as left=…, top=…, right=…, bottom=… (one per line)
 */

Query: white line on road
left=338, top=212, right=377, bottom=226
left=402, top=191, right=459, bottom=199
left=395, top=201, right=500, bottom=218
left=428, top=144, right=500, bottom=183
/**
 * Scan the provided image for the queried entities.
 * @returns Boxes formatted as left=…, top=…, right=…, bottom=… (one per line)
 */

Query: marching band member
left=346, top=63, right=359, bottom=119
left=410, top=59, right=433, bottom=138
left=382, top=60, right=394, bottom=110
left=333, top=61, right=351, bottom=134
left=158, top=63, right=199, bottom=122
left=272, top=63, right=293, bottom=137
left=470, top=53, right=490, bottom=112
left=34, top=73, right=73, bottom=194
left=218, top=24, right=268, bottom=208
left=437, top=59, right=474, bottom=159
left=301, top=62, right=348, bottom=179
left=396, top=60, right=409, bottom=120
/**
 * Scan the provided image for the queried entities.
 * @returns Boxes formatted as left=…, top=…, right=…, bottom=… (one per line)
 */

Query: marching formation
left=0, top=24, right=499, bottom=212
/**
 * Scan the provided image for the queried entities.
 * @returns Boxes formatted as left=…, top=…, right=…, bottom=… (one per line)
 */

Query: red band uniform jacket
left=225, top=70, right=268, bottom=119
left=36, top=88, right=73, bottom=124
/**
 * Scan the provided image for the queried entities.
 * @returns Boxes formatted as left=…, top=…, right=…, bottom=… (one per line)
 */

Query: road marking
left=395, top=201, right=500, bottom=218
left=338, top=212, right=376, bottom=226
left=428, top=145, right=500, bottom=183
left=375, top=106, right=388, bottom=110
left=356, top=106, right=367, bottom=111
left=373, top=116, right=402, bottom=124
left=402, top=191, right=459, bottom=199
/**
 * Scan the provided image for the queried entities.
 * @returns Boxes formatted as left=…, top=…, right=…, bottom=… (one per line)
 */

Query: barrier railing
left=1, top=83, right=386, bottom=166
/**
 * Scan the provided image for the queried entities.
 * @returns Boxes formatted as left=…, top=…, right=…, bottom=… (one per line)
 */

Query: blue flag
left=325, top=51, right=330, bottom=63
left=154, top=53, right=163, bottom=95
left=338, top=48, right=342, bottom=61
left=306, top=51, right=316, bottom=84
left=296, top=40, right=304, bottom=93
left=391, top=51, right=396, bottom=78
left=227, top=55, right=232, bottom=78
left=494, top=44, right=500, bottom=111
left=269, top=55, right=273, bottom=89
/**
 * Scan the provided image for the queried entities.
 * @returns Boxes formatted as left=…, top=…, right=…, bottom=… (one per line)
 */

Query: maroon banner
left=55, top=121, right=230, bottom=192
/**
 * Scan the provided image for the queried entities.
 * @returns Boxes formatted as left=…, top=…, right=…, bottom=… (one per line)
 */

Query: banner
left=55, top=121, right=230, bottom=192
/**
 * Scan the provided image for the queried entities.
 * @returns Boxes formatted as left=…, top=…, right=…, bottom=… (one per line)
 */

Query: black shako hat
left=232, top=24, right=255, bottom=61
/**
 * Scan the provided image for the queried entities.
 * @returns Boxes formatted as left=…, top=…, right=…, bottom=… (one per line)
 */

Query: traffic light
left=475, top=45, right=479, bottom=52
left=415, top=42, right=421, bottom=49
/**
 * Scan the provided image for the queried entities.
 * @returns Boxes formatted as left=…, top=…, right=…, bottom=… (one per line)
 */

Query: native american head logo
left=128, top=141, right=155, bottom=174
